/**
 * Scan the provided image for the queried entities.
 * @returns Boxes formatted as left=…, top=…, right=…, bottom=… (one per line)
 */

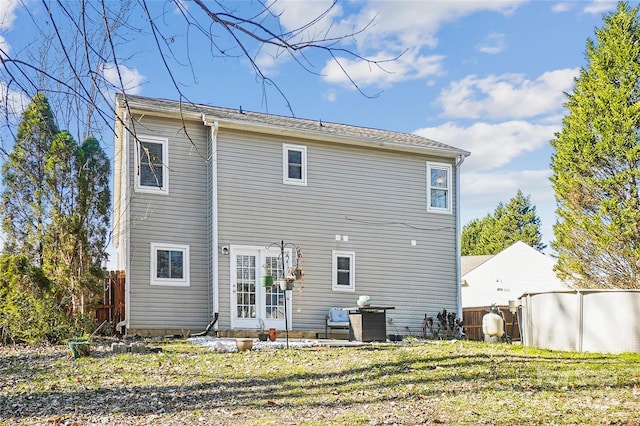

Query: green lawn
left=1, top=339, right=639, bottom=425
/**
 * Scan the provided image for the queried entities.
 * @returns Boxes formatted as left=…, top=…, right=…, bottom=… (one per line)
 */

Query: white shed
left=461, top=241, right=570, bottom=308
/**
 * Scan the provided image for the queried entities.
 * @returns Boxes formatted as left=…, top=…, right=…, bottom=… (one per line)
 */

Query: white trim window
left=135, top=135, right=169, bottom=194
left=282, top=143, right=307, bottom=186
left=332, top=250, right=355, bottom=292
left=150, top=243, right=189, bottom=286
left=427, top=162, right=452, bottom=214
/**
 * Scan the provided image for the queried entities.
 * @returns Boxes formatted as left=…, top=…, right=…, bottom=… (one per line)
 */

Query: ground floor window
left=150, top=243, right=189, bottom=286
left=332, top=250, right=355, bottom=292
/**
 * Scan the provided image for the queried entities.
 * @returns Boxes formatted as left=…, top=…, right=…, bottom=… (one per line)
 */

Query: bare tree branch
left=1, top=0, right=395, bottom=139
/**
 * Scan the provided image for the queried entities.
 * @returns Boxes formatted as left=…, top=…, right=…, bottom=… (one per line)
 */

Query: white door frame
left=229, top=245, right=292, bottom=330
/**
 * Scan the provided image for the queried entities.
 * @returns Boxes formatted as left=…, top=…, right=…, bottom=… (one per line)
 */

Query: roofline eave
left=117, top=96, right=470, bottom=159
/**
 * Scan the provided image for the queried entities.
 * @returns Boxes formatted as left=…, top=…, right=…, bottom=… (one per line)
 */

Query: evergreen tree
left=461, top=218, right=485, bottom=256
left=461, top=190, right=545, bottom=255
left=43, top=130, right=83, bottom=312
left=42, top=134, right=110, bottom=313
left=76, top=137, right=111, bottom=262
left=550, top=2, right=640, bottom=289
left=1, top=94, right=111, bottom=320
left=1, top=94, right=59, bottom=265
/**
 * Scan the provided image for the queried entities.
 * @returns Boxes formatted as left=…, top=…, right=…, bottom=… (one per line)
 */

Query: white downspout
left=455, top=154, right=466, bottom=319
left=202, top=115, right=220, bottom=325
left=113, top=110, right=131, bottom=333
left=122, top=111, right=131, bottom=333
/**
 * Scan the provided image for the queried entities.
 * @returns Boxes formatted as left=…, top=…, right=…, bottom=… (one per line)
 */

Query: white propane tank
left=482, top=310, right=504, bottom=343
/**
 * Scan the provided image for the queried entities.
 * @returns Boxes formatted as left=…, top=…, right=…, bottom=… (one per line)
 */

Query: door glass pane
left=265, top=286, right=285, bottom=319
left=236, top=255, right=256, bottom=318
left=265, top=255, right=285, bottom=319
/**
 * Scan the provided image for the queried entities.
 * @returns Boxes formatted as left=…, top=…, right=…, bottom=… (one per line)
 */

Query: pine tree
left=1, top=94, right=59, bottom=265
left=461, top=218, right=485, bottom=256
left=550, top=2, right=640, bottom=289
left=461, top=190, right=545, bottom=255
left=77, top=137, right=111, bottom=260
left=1, top=94, right=111, bottom=317
left=42, top=135, right=110, bottom=313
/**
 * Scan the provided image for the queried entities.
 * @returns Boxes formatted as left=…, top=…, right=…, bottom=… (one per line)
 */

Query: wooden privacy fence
left=95, top=270, right=125, bottom=333
left=463, top=306, right=520, bottom=341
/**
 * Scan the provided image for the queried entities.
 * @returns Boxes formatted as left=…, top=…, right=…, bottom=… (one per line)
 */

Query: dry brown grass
left=1, top=338, right=639, bottom=425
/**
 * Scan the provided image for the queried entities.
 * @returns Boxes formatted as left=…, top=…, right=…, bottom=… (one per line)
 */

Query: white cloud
left=0, top=34, right=9, bottom=58
left=0, top=0, right=20, bottom=57
left=460, top=168, right=555, bottom=223
left=551, top=2, right=573, bottom=13
left=322, top=89, right=337, bottom=102
left=321, top=49, right=445, bottom=89
left=0, top=81, right=29, bottom=122
left=437, top=68, right=578, bottom=120
left=476, top=32, right=506, bottom=54
left=258, top=0, right=527, bottom=88
left=266, top=0, right=342, bottom=33
left=173, top=0, right=189, bottom=14
left=103, top=64, right=145, bottom=95
left=347, top=1, right=524, bottom=52
left=459, top=168, right=558, bottom=248
left=415, top=120, right=560, bottom=173
left=0, top=0, right=19, bottom=30
left=461, top=168, right=554, bottom=210
left=254, top=45, right=281, bottom=74
left=582, top=1, right=617, bottom=15
left=254, top=1, right=344, bottom=75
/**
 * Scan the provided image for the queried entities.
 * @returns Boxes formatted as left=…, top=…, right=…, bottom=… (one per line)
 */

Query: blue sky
left=0, top=0, right=624, bottom=260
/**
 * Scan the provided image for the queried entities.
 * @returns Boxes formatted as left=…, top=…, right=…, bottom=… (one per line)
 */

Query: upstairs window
left=283, top=143, right=307, bottom=186
left=332, top=250, right=355, bottom=292
left=136, top=135, right=168, bottom=194
left=427, top=162, right=452, bottom=214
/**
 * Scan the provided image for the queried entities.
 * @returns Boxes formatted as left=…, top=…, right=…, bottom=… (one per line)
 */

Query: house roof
left=461, top=255, right=493, bottom=275
left=115, top=94, right=470, bottom=158
left=461, top=241, right=570, bottom=307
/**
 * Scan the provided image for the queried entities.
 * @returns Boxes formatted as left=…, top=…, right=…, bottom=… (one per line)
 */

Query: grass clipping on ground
left=1, top=339, right=639, bottom=425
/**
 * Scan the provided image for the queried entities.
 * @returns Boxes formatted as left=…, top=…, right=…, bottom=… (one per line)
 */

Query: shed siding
left=126, top=116, right=211, bottom=331
left=215, top=129, right=458, bottom=333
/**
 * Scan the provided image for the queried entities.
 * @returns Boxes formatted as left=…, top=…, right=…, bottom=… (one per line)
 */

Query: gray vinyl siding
left=127, top=116, right=211, bottom=332
left=122, top=109, right=461, bottom=335
left=216, top=129, right=458, bottom=333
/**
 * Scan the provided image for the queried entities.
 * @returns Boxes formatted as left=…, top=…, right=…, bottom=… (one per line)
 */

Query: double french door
left=230, top=246, right=292, bottom=330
